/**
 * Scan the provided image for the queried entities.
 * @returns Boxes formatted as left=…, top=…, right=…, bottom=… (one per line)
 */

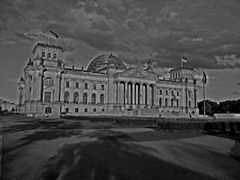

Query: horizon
left=0, top=0, right=240, bottom=103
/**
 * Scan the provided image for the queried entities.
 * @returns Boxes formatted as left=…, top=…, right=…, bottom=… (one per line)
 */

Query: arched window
left=84, top=108, right=88, bottom=112
left=92, top=93, right=96, bottom=104
left=188, top=101, right=191, bottom=107
left=171, top=99, right=174, bottom=107
left=176, top=99, right=179, bottom=107
left=83, top=93, right=88, bottom=104
left=74, top=92, right=79, bottom=104
left=100, top=94, right=104, bottom=105
left=165, top=98, right=168, bottom=107
left=84, top=83, right=88, bottom=89
left=44, top=77, right=53, bottom=86
left=64, top=92, right=69, bottom=103
left=159, top=98, right=162, bottom=107
left=93, top=108, right=96, bottom=112
left=177, top=91, right=179, bottom=96
left=160, top=89, right=162, bottom=95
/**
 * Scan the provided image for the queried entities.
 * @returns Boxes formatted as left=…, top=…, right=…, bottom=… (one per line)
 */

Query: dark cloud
left=236, top=82, right=240, bottom=86
left=1, top=0, right=240, bottom=69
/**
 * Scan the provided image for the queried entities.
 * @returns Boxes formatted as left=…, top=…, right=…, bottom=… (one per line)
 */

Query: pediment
left=116, top=68, right=158, bottom=81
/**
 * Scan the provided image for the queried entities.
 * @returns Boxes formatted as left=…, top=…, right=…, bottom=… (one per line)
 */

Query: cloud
left=232, top=91, right=240, bottom=95
left=15, top=32, right=34, bottom=42
left=1, top=0, right=240, bottom=69
left=215, top=54, right=240, bottom=68
left=236, top=82, right=240, bottom=86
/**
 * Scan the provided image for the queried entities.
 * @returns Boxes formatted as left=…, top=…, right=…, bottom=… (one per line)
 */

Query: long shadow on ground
left=41, top=130, right=214, bottom=180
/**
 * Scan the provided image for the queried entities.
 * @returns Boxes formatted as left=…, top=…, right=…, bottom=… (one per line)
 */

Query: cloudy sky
left=0, top=0, right=240, bottom=102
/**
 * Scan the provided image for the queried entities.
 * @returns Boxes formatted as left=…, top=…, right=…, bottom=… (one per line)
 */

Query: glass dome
left=87, top=53, right=126, bottom=73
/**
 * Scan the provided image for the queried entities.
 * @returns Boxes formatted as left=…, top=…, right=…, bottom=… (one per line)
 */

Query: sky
left=0, top=0, right=240, bottom=103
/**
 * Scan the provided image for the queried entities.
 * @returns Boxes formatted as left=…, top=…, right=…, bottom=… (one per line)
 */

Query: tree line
left=198, top=99, right=240, bottom=116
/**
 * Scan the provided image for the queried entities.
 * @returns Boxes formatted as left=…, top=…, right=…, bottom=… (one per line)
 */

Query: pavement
left=1, top=114, right=240, bottom=180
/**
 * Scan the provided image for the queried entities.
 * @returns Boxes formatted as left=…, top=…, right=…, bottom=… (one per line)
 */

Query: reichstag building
left=17, top=42, right=200, bottom=117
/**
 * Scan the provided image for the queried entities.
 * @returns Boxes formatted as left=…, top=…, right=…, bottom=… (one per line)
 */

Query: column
left=146, top=84, right=150, bottom=106
left=132, top=83, right=135, bottom=105
left=142, top=84, right=145, bottom=105
left=119, top=82, right=123, bottom=105
left=115, top=81, right=118, bottom=104
left=40, top=73, right=44, bottom=102
left=124, top=82, right=127, bottom=105
left=194, top=89, right=197, bottom=108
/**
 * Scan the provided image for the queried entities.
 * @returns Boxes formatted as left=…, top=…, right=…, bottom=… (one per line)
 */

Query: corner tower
left=18, top=42, right=65, bottom=116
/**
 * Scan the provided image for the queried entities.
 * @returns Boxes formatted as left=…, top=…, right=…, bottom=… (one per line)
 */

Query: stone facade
left=17, top=42, right=199, bottom=117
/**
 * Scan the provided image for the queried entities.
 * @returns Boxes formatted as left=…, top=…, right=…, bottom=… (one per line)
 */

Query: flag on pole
left=181, top=56, right=188, bottom=63
left=49, top=30, right=59, bottom=40
left=202, top=70, right=207, bottom=85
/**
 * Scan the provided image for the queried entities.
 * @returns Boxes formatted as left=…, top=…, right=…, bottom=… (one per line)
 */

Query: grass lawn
left=1, top=114, right=240, bottom=180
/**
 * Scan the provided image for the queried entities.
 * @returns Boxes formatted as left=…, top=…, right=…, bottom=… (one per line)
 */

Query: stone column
left=142, top=84, right=145, bottom=105
left=132, top=82, right=135, bottom=105
left=124, top=82, right=127, bottom=105
left=146, top=84, right=150, bottom=106
left=115, top=81, right=119, bottom=104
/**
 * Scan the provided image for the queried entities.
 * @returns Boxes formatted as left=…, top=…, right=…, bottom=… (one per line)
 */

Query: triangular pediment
left=116, top=68, right=158, bottom=81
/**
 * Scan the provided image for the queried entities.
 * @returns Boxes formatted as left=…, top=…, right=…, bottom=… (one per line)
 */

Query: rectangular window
left=53, top=53, right=57, bottom=59
left=177, top=91, right=179, bottom=96
left=66, top=82, right=70, bottom=88
left=75, top=108, right=78, bottom=113
left=65, top=108, right=69, bottom=113
left=48, top=52, right=51, bottom=58
left=44, top=92, right=51, bottom=103
left=42, top=51, right=46, bottom=58
left=45, top=107, right=52, bottom=114
left=166, top=90, right=168, bottom=95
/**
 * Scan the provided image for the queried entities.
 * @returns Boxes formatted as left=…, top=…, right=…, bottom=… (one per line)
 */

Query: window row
left=42, top=51, right=58, bottom=59
left=159, top=98, right=193, bottom=108
left=65, top=107, right=105, bottom=113
left=159, top=89, right=180, bottom=96
left=65, top=81, right=105, bottom=90
left=64, top=92, right=105, bottom=105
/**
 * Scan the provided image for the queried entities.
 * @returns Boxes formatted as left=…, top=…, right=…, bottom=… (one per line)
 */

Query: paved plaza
left=1, top=115, right=240, bottom=180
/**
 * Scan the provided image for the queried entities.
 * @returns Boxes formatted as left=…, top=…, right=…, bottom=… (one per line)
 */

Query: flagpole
left=203, top=83, right=206, bottom=117
left=48, top=29, right=50, bottom=45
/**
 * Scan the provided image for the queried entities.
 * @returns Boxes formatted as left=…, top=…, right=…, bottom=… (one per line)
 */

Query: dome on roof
left=87, top=53, right=126, bottom=73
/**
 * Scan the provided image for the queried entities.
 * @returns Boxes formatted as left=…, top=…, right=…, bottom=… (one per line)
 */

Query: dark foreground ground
left=1, top=114, right=240, bottom=180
